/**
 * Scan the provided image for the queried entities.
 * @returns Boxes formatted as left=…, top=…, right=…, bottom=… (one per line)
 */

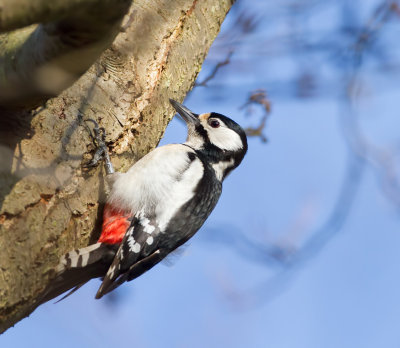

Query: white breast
left=108, top=144, right=204, bottom=231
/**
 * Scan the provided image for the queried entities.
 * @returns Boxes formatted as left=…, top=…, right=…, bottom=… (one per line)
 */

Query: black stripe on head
left=195, top=123, right=209, bottom=143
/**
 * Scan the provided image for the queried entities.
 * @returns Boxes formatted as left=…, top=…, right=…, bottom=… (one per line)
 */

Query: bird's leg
left=84, top=119, right=115, bottom=175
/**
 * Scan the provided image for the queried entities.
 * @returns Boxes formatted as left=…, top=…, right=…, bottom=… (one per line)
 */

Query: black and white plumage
left=39, top=99, right=247, bottom=304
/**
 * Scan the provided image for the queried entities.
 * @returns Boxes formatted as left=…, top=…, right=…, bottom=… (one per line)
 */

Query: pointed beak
left=169, top=99, right=199, bottom=125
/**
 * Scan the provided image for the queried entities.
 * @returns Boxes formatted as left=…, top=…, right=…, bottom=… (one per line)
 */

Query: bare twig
left=241, top=89, right=271, bottom=142
left=195, top=50, right=234, bottom=87
left=244, top=116, right=268, bottom=143
left=218, top=125, right=366, bottom=310
left=213, top=0, right=400, bottom=309
left=241, top=89, right=271, bottom=113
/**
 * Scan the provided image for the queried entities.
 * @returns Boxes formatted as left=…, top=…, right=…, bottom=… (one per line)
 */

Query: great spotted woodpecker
left=39, top=99, right=247, bottom=303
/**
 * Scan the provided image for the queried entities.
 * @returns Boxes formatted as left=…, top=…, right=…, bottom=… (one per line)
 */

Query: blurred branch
left=244, top=116, right=268, bottom=142
left=0, top=0, right=124, bottom=33
left=344, top=87, right=400, bottom=209
left=391, top=2, right=400, bottom=16
left=195, top=50, right=234, bottom=87
left=213, top=0, right=400, bottom=309
left=0, top=0, right=131, bottom=109
left=215, top=9, right=260, bottom=48
left=218, top=122, right=366, bottom=310
left=343, top=1, right=400, bottom=210
left=241, top=89, right=271, bottom=113
left=241, top=89, right=271, bottom=142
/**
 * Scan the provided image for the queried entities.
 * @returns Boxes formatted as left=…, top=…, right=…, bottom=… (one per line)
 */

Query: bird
left=38, top=99, right=248, bottom=304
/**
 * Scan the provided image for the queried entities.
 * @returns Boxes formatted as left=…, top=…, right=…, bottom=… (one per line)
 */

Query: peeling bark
left=0, top=0, right=234, bottom=333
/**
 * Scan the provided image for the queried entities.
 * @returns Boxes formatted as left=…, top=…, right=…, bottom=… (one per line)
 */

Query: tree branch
left=0, top=0, right=127, bottom=33
left=0, top=0, right=235, bottom=333
left=0, top=0, right=131, bottom=108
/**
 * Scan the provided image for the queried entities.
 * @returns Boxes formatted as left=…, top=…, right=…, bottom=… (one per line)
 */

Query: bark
left=0, top=0, right=234, bottom=333
left=0, top=0, right=127, bottom=33
left=0, top=0, right=131, bottom=108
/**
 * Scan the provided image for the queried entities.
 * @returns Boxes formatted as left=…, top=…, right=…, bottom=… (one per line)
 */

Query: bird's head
left=170, top=99, right=248, bottom=180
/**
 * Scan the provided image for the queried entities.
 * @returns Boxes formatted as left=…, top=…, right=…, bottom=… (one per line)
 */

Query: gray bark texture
left=0, top=0, right=234, bottom=333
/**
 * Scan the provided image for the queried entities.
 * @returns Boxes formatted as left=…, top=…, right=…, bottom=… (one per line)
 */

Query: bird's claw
left=83, top=147, right=105, bottom=168
left=84, top=119, right=115, bottom=174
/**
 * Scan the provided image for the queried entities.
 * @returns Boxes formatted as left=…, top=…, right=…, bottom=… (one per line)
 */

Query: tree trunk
left=0, top=0, right=234, bottom=333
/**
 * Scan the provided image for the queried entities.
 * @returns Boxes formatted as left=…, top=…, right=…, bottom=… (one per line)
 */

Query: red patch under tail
left=98, top=204, right=132, bottom=244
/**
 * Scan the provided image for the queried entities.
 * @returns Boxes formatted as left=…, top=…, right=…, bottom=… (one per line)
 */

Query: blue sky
left=2, top=0, right=400, bottom=347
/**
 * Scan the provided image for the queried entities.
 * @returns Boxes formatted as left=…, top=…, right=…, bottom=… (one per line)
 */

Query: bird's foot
left=84, top=119, right=115, bottom=174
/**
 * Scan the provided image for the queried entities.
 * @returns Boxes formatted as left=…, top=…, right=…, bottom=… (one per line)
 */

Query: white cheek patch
left=206, top=123, right=243, bottom=151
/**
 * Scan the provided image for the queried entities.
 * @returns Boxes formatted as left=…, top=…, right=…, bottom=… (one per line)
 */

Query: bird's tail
left=36, top=243, right=118, bottom=306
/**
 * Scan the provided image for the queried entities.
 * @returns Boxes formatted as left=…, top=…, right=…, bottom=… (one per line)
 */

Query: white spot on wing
left=133, top=243, right=140, bottom=253
left=139, top=215, right=156, bottom=234
left=144, top=224, right=155, bottom=234
left=140, top=216, right=150, bottom=225
left=127, top=236, right=140, bottom=253
left=146, top=236, right=154, bottom=245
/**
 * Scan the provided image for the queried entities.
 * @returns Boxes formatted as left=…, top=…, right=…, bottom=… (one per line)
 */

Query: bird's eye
left=209, top=119, right=220, bottom=128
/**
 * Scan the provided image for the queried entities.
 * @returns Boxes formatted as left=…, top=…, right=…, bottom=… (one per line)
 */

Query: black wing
left=95, top=214, right=163, bottom=298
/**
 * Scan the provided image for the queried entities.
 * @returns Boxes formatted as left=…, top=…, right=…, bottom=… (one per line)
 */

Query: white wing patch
left=127, top=235, right=141, bottom=253
left=139, top=215, right=156, bottom=234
